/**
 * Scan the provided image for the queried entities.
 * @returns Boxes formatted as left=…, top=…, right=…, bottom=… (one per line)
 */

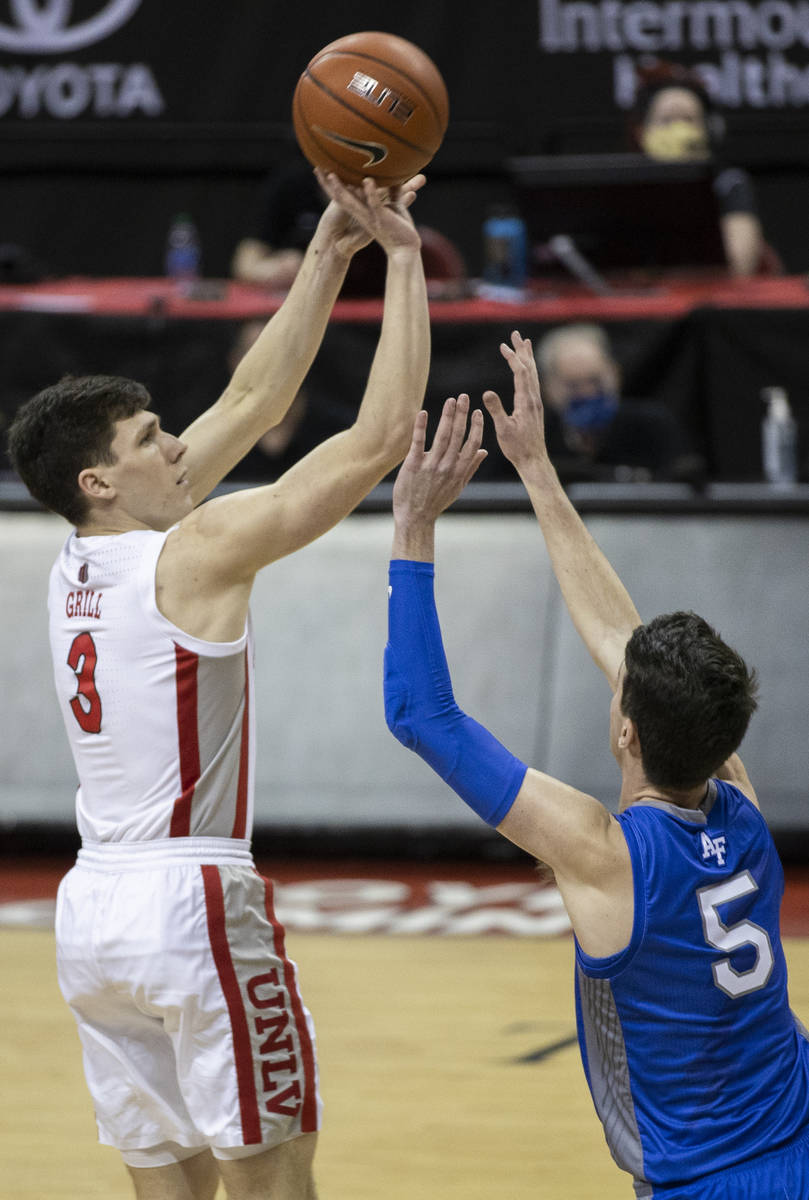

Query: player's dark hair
left=7, top=375, right=150, bottom=526
left=621, top=612, right=757, bottom=791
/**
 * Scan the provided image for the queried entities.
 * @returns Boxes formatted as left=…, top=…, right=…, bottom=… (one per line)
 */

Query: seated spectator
left=630, top=61, right=773, bottom=278
left=535, top=322, right=699, bottom=483
left=231, top=160, right=338, bottom=290
left=231, top=157, right=467, bottom=298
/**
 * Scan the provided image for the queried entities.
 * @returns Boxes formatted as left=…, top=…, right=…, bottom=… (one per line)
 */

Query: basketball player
left=7, top=170, right=429, bottom=1200
left=383, top=333, right=809, bottom=1199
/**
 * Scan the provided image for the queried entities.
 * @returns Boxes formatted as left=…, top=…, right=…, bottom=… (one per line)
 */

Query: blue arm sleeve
left=384, top=559, right=528, bottom=827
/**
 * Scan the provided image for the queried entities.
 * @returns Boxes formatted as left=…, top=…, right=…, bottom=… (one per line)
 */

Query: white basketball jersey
left=48, top=529, right=255, bottom=842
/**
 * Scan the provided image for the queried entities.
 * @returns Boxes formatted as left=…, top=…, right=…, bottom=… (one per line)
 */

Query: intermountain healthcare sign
left=540, top=0, right=809, bottom=107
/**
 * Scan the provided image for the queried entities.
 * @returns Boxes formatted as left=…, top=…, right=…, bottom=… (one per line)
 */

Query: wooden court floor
left=2, top=921, right=809, bottom=1200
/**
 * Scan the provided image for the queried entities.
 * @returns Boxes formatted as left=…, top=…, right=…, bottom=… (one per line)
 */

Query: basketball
left=292, top=32, right=449, bottom=188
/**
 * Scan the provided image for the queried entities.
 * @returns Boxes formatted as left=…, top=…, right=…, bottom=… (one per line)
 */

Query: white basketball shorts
left=55, top=837, right=321, bottom=1162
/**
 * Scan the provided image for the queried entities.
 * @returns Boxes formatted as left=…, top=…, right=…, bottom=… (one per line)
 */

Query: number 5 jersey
left=48, top=529, right=255, bottom=843
left=575, top=778, right=809, bottom=1195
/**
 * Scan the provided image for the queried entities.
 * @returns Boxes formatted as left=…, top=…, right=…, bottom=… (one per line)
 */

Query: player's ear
left=618, top=716, right=640, bottom=754
left=77, top=466, right=116, bottom=503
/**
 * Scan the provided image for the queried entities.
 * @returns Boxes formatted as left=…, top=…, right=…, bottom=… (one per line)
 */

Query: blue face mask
left=564, top=390, right=619, bottom=433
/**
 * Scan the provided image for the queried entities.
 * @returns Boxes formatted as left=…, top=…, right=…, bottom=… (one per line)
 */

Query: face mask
left=564, top=390, right=619, bottom=433
left=641, top=121, right=709, bottom=161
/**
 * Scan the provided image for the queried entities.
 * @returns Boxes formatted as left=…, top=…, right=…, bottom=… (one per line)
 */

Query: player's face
left=103, top=411, right=192, bottom=530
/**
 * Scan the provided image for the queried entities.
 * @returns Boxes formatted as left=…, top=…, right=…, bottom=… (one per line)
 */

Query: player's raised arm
left=157, top=174, right=430, bottom=638
left=383, top=399, right=632, bottom=944
left=177, top=170, right=423, bottom=505
left=483, top=331, right=641, bottom=690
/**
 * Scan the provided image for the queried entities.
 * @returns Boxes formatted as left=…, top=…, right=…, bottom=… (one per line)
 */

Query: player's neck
left=75, top=510, right=155, bottom=538
left=619, top=768, right=709, bottom=812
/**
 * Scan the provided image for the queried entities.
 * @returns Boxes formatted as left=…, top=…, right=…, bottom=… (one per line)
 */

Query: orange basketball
left=292, top=31, right=449, bottom=188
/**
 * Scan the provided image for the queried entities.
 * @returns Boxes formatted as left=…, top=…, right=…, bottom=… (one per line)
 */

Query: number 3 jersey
left=48, top=529, right=255, bottom=843
left=575, top=779, right=809, bottom=1195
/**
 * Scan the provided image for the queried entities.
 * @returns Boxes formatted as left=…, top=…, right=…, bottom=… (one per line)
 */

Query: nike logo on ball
left=315, top=127, right=388, bottom=166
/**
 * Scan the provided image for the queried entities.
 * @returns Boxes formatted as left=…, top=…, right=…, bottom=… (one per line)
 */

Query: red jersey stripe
left=201, top=864, right=262, bottom=1144
left=260, top=875, right=319, bottom=1132
left=170, top=644, right=200, bottom=837
left=231, top=648, right=250, bottom=839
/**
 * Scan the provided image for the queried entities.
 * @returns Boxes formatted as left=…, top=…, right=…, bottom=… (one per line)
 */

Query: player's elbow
left=383, top=663, right=416, bottom=748
left=351, top=408, right=413, bottom=473
left=386, top=711, right=416, bottom=750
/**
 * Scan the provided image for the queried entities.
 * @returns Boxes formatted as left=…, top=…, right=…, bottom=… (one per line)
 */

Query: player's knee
left=217, top=1133, right=317, bottom=1200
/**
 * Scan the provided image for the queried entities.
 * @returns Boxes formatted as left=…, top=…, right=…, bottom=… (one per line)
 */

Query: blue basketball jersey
left=575, top=778, right=809, bottom=1196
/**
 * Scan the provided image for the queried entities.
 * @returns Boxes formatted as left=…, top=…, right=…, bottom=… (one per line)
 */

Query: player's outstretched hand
left=393, top=395, right=487, bottom=533
left=483, top=330, right=550, bottom=474
left=316, top=168, right=424, bottom=257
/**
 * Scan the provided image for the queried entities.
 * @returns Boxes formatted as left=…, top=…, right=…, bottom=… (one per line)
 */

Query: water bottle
left=761, top=387, right=798, bottom=488
left=481, top=207, right=527, bottom=297
left=164, top=213, right=201, bottom=292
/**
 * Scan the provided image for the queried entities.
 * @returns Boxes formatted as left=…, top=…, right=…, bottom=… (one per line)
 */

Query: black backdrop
left=2, top=304, right=809, bottom=482
left=2, top=1, right=809, bottom=277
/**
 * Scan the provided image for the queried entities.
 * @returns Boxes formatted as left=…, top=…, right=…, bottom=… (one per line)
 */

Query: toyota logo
left=0, top=0, right=142, bottom=54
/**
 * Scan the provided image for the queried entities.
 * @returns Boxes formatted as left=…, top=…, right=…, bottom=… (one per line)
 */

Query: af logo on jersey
left=701, top=831, right=727, bottom=866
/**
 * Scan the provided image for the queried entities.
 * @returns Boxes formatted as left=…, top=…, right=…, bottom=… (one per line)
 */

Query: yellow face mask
left=641, top=121, right=709, bottom=161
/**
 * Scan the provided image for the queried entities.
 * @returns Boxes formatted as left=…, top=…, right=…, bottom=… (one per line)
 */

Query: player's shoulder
left=712, top=755, right=760, bottom=811
left=156, top=500, right=259, bottom=622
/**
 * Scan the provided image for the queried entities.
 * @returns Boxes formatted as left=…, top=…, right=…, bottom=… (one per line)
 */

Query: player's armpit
left=498, top=772, right=634, bottom=955
left=496, top=768, right=628, bottom=884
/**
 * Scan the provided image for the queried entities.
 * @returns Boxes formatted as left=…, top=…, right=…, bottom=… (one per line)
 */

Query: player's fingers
left=395, top=173, right=426, bottom=207
left=459, top=407, right=484, bottom=461
left=405, top=409, right=429, bottom=463
left=482, top=389, right=507, bottom=426
left=456, top=410, right=487, bottom=482
left=514, top=331, right=536, bottom=372
left=500, top=341, right=517, bottom=367
left=463, top=447, right=488, bottom=487
left=317, top=170, right=372, bottom=223
left=316, top=168, right=352, bottom=200
left=361, top=177, right=389, bottom=208
left=445, top=392, right=471, bottom=459
left=429, top=396, right=458, bottom=459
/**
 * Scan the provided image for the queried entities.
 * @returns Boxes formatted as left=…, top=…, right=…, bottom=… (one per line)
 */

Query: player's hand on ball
left=317, top=169, right=423, bottom=257
left=396, top=173, right=427, bottom=208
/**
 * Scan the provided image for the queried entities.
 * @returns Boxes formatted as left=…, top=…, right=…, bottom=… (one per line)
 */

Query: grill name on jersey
left=65, top=588, right=104, bottom=619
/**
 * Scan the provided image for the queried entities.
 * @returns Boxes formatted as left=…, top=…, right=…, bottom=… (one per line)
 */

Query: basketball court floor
left=2, top=855, right=808, bottom=1200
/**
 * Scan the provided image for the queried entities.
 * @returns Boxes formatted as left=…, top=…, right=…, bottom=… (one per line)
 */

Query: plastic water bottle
left=761, top=387, right=798, bottom=488
left=481, top=207, right=527, bottom=298
left=164, top=214, right=201, bottom=291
